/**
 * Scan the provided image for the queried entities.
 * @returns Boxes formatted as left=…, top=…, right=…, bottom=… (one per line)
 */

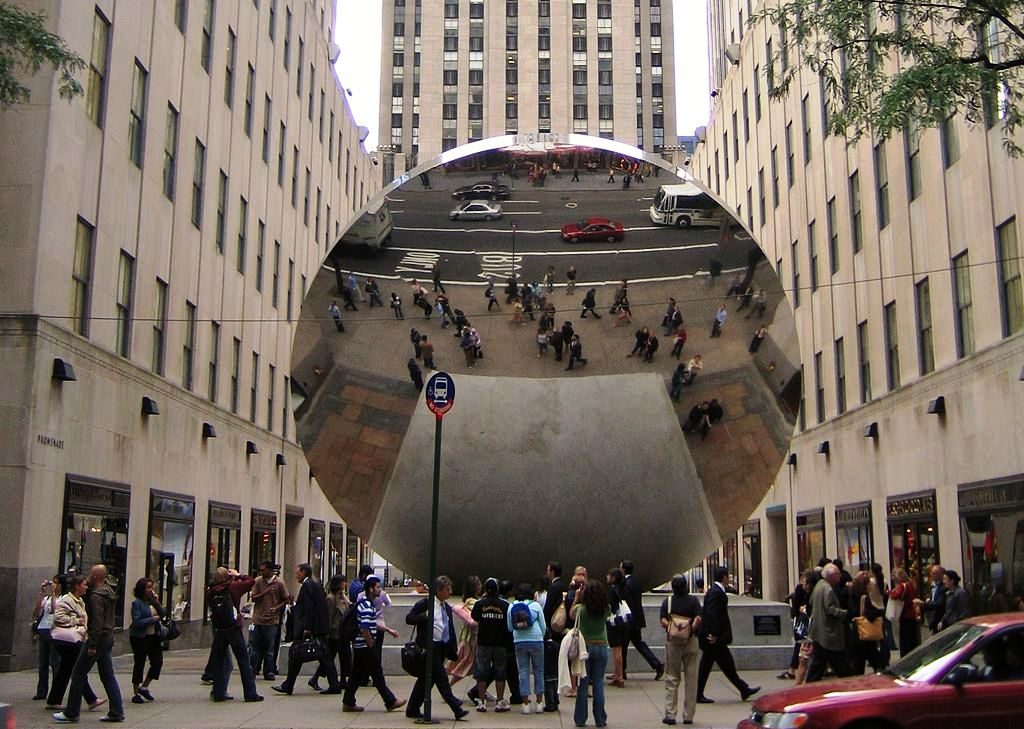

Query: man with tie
left=915, top=564, right=947, bottom=636
left=404, top=576, right=470, bottom=720
left=695, top=567, right=760, bottom=704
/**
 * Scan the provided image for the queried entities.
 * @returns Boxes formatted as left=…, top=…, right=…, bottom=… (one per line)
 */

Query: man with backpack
left=249, top=561, right=289, bottom=681
left=206, top=567, right=263, bottom=703
left=272, top=564, right=342, bottom=695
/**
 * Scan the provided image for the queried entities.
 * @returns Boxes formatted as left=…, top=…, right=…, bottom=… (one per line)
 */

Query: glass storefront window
left=723, top=535, right=739, bottom=593
left=836, top=502, right=873, bottom=570
left=346, top=528, right=360, bottom=580
left=742, top=520, right=762, bottom=598
left=329, top=523, right=345, bottom=580
left=888, top=491, right=939, bottom=599
left=308, top=519, right=325, bottom=583
left=796, top=510, right=825, bottom=574
left=207, top=503, right=240, bottom=577
left=148, top=494, right=195, bottom=622
left=958, top=479, right=1024, bottom=615
left=250, top=509, right=278, bottom=574
left=61, top=479, right=130, bottom=628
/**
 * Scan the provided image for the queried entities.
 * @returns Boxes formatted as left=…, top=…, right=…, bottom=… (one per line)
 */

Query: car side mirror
left=945, top=663, right=979, bottom=686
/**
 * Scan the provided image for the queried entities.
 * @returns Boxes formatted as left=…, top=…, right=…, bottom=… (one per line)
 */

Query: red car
left=560, top=217, right=625, bottom=243
left=737, top=614, right=1024, bottom=729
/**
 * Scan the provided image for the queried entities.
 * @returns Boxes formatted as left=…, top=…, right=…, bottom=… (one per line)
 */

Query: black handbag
left=159, top=617, right=181, bottom=641
left=292, top=636, right=326, bottom=663
left=400, top=626, right=425, bottom=677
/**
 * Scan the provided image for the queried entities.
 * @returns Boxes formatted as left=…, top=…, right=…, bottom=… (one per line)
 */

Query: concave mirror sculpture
left=291, top=135, right=799, bottom=589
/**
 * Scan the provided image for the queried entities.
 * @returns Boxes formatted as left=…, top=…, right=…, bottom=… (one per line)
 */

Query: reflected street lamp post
left=511, top=220, right=518, bottom=289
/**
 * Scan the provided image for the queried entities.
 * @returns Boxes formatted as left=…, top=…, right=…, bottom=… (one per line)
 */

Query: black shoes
left=740, top=686, right=761, bottom=701
left=307, top=678, right=322, bottom=691
left=270, top=685, right=292, bottom=695
left=696, top=696, right=714, bottom=704
left=244, top=696, right=265, bottom=702
left=654, top=664, right=665, bottom=681
left=454, top=707, right=470, bottom=720
left=662, top=719, right=677, bottom=726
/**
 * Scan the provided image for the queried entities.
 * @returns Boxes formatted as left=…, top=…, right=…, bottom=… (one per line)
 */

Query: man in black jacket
left=695, top=567, right=759, bottom=703
left=620, top=560, right=665, bottom=680
left=542, top=562, right=568, bottom=711
left=272, top=564, right=341, bottom=695
left=404, top=576, right=469, bottom=720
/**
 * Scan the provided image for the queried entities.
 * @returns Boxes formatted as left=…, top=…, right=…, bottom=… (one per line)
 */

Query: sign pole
left=419, top=372, right=454, bottom=725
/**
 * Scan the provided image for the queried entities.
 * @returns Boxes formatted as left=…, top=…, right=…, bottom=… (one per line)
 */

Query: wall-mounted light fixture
left=817, top=440, right=830, bottom=456
left=141, top=397, right=160, bottom=416
left=786, top=453, right=797, bottom=466
left=863, top=422, right=879, bottom=439
left=202, top=422, right=217, bottom=439
left=246, top=440, right=259, bottom=456
left=52, top=358, right=77, bottom=382
left=275, top=453, right=287, bottom=467
left=927, top=396, right=946, bottom=416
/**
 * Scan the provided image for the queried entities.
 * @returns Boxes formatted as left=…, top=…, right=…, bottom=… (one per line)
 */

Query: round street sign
left=425, top=372, right=456, bottom=417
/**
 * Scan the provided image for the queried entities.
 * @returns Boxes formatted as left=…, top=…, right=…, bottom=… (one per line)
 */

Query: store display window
left=836, top=502, right=873, bottom=569
left=888, top=491, right=939, bottom=599
left=250, top=509, right=277, bottom=574
left=743, top=520, right=763, bottom=598
left=147, top=493, right=195, bottom=621
left=958, top=479, right=1024, bottom=615
left=329, top=523, right=345, bottom=580
left=308, top=519, right=325, bottom=583
left=796, top=509, right=826, bottom=574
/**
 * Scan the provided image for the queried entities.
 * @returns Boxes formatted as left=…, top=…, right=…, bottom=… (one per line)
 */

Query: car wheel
left=485, top=214, right=494, bottom=221
left=570, top=236, right=579, bottom=243
left=676, top=216, right=692, bottom=228
left=450, top=214, right=459, bottom=220
left=606, top=235, right=616, bottom=243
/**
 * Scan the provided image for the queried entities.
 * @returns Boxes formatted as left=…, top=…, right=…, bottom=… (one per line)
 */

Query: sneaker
left=99, top=715, right=125, bottom=723
left=522, top=703, right=532, bottom=715
left=131, top=696, right=145, bottom=704
left=475, top=698, right=487, bottom=713
left=138, top=687, right=154, bottom=701
left=495, top=700, right=511, bottom=713
left=52, top=712, right=78, bottom=723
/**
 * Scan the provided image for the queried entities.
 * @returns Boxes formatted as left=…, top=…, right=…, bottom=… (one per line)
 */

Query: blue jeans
left=64, top=636, right=124, bottom=720
left=248, top=623, right=280, bottom=676
left=575, top=644, right=609, bottom=727
left=210, top=626, right=260, bottom=701
left=515, top=641, right=544, bottom=698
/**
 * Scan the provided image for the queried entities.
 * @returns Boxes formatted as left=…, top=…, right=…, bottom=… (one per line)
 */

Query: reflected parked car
left=737, top=614, right=1024, bottom=729
left=560, top=217, right=626, bottom=243
left=449, top=200, right=503, bottom=221
left=451, top=182, right=511, bottom=200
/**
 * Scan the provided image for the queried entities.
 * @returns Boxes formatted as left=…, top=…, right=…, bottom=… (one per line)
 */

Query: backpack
left=338, top=603, right=361, bottom=642
left=208, top=589, right=237, bottom=630
left=510, top=602, right=534, bottom=630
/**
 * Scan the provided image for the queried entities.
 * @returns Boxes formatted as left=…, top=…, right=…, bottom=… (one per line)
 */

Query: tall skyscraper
left=0, top=0, right=377, bottom=669
left=378, top=0, right=677, bottom=171
left=692, top=1, right=1024, bottom=604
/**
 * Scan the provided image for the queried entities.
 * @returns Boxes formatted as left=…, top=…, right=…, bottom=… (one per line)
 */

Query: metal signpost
left=419, top=372, right=455, bottom=723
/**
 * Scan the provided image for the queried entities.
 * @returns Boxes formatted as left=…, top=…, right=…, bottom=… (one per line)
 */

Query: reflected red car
left=737, top=614, right=1024, bottom=729
left=560, top=217, right=625, bottom=243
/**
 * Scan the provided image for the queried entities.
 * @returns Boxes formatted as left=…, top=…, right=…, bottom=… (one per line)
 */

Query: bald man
left=53, top=565, right=125, bottom=723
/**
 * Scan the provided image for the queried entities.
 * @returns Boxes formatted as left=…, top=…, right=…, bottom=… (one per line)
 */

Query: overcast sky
left=334, top=0, right=710, bottom=150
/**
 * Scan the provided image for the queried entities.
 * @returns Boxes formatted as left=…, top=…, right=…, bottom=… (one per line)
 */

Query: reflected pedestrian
left=328, top=301, right=345, bottom=333
left=365, top=278, right=384, bottom=307
left=710, top=305, right=727, bottom=338
left=408, top=359, right=423, bottom=390
left=671, top=328, right=688, bottom=359
left=581, top=289, right=601, bottom=319
left=749, top=326, right=767, bottom=353
left=565, top=334, right=587, bottom=370
left=390, top=292, right=404, bottom=319
left=565, top=266, right=577, bottom=295
left=419, top=335, right=435, bottom=370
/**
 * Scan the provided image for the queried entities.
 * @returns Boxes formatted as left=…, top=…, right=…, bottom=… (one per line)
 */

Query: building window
left=236, top=197, right=248, bottom=273
left=814, top=352, right=825, bottom=424
left=249, top=352, right=259, bottom=423
left=941, top=110, right=960, bottom=168
left=191, top=140, right=206, bottom=228
left=224, top=28, right=236, bottom=107
left=857, top=320, right=871, bottom=403
left=183, top=301, right=196, bottom=390
left=267, top=364, right=275, bottom=432
left=771, top=147, right=779, bottom=208
left=71, top=218, right=94, bottom=337
left=997, top=217, right=1024, bottom=336
left=834, top=338, right=847, bottom=415
left=952, top=252, right=975, bottom=358
left=757, top=168, right=765, bottom=224
left=875, top=142, right=890, bottom=229
left=884, top=301, right=900, bottom=391
left=152, top=278, right=167, bottom=375
left=86, top=9, right=110, bottom=126
left=147, top=493, right=196, bottom=622
left=162, top=104, right=179, bottom=199
left=284, top=8, right=291, bottom=68
left=200, top=0, right=215, bottom=72
left=128, top=61, right=147, bottom=168
left=915, top=277, right=935, bottom=375
left=278, top=122, right=286, bottom=186
left=905, top=120, right=922, bottom=200
left=742, top=90, right=750, bottom=142
left=230, top=337, right=241, bottom=414
left=849, top=170, right=862, bottom=253
left=268, top=0, right=276, bottom=39
left=785, top=122, right=794, bottom=187
left=291, top=146, right=299, bottom=207
left=272, top=241, right=281, bottom=307
left=174, top=0, right=187, bottom=32
left=808, top=220, right=818, bottom=292
left=790, top=240, right=800, bottom=308
left=826, top=197, right=839, bottom=274
left=304, top=169, right=311, bottom=225
left=801, top=94, right=811, bottom=162
left=753, top=65, right=761, bottom=121
left=255, top=220, right=265, bottom=291
left=297, top=40, right=304, bottom=96
left=286, top=259, right=294, bottom=321
left=208, top=321, right=220, bottom=402
left=215, top=171, right=228, bottom=252
left=261, top=95, right=272, bottom=162
left=114, top=251, right=134, bottom=357
left=206, top=505, right=241, bottom=607
left=244, top=64, right=255, bottom=137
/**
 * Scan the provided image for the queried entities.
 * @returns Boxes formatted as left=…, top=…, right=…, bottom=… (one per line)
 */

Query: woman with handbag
left=46, top=575, right=103, bottom=712
left=571, top=578, right=611, bottom=729
left=129, top=577, right=165, bottom=703
left=447, top=576, right=482, bottom=689
left=852, top=576, right=885, bottom=675
left=659, top=575, right=702, bottom=726
left=888, top=568, right=920, bottom=656
left=605, top=568, right=629, bottom=688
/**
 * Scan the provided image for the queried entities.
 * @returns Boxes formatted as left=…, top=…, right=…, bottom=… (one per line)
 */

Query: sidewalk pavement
left=412, top=164, right=670, bottom=195
left=2, top=649, right=784, bottom=728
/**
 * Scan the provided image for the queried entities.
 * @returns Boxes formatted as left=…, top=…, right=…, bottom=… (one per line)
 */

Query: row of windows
left=800, top=220, right=1022, bottom=428
left=72, top=216, right=299, bottom=436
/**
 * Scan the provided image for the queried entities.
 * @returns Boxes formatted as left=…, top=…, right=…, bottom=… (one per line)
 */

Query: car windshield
left=884, top=623, right=987, bottom=681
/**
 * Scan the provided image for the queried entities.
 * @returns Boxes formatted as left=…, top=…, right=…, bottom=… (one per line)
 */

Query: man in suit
left=272, top=564, right=341, bottom=695
left=620, top=560, right=665, bottom=680
left=542, top=561, right=568, bottom=711
left=404, top=576, right=469, bottom=721
left=916, top=564, right=947, bottom=635
left=806, top=563, right=853, bottom=682
left=695, top=566, right=759, bottom=703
